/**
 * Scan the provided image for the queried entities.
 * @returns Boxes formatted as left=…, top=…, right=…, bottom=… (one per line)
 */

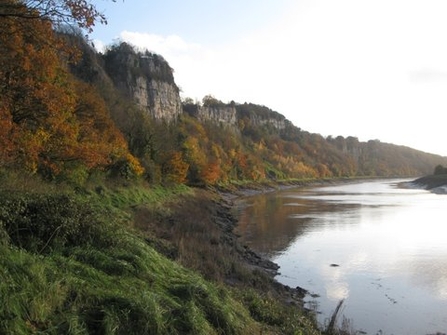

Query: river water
left=234, top=179, right=447, bottom=335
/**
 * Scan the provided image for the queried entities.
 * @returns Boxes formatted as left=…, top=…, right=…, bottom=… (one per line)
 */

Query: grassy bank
left=0, top=178, right=323, bottom=334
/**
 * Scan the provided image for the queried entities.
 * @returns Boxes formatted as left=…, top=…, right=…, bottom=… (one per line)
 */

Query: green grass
left=0, top=185, right=322, bottom=334
left=93, top=184, right=192, bottom=209
left=0, top=224, right=255, bottom=334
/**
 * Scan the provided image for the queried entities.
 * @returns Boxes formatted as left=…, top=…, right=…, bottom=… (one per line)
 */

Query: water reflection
left=235, top=179, right=447, bottom=334
left=236, top=193, right=317, bottom=256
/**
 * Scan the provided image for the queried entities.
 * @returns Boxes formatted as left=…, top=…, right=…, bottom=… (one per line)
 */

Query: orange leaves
left=200, top=160, right=221, bottom=185
left=72, top=79, right=130, bottom=169
left=0, top=9, right=143, bottom=180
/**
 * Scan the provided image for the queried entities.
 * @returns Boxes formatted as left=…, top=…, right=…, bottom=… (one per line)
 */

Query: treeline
left=1, top=6, right=446, bottom=187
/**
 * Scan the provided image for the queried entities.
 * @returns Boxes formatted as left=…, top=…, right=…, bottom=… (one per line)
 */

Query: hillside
left=67, top=39, right=447, bottom=186
left=0, top=176, right=325, bottom=334
left=2, top=18, right=446, bottom=185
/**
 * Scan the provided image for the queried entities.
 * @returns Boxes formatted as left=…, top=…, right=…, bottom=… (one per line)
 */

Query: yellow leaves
left=183, top=136, right=206, bottom=168
left=163, top=151, right=189, bottom=184
left=124, top=153, right=144, bottom=177
left=17, top=128, right=52, bottom=173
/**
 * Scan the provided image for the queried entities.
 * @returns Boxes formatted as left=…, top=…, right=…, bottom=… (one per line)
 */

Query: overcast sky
left=90, top=0, right=447, bottom=157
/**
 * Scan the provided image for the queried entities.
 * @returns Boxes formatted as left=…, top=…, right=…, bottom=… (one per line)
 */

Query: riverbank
left=133, top=186, right=312, bottom=308
left=0, top=180, right=323, bottom=334
left=405, top=174, right=447, bottom=194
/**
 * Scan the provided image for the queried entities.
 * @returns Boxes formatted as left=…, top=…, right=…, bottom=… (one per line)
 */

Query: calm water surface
left=235, top=179, right=447, bottom=335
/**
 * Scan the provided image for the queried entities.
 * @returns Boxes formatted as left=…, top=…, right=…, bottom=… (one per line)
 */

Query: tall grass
left=0, top=227, right=257, bottom=334
left=0, top=184, right=322, bottom=334
left=0, top=189, right=255, bottom=334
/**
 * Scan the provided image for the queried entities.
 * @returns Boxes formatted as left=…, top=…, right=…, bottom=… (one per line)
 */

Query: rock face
left=132, top=76, right=182, bottom=121
left=103, top=43, right=182, bottom=122
left=236, top=103, right=287, bottom=131
left=252, top=115, right=286, bottom=130
left=101, top=43, right=288, bottom=130
left=184, top=104, right=238, bottom=127
left=198, top=106, right=237, bottom=125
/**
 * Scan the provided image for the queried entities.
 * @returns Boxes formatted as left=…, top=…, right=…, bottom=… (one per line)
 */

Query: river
left=234, top=179, right=447, bottom=335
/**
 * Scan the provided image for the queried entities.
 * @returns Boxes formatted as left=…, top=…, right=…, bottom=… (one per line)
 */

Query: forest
left=1, top=1, right=446, bottom=334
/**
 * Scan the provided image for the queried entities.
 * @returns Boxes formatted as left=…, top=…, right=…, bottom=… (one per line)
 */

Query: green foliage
left=202, top=95, right=226, bottom=107
left=241, top=289, right=321, bottom=335
left=236, top=103, right=285, bottom=122
left=0, top=189, right=262, bottom=335
left=0, top=192, right=109, bottom=254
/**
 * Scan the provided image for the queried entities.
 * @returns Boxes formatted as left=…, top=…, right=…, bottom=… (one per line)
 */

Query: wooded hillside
left=1, top=5, right=446, bottom=186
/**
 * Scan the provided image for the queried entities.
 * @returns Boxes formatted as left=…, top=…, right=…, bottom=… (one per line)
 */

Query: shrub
left=0, top=192, right=110, bottom=254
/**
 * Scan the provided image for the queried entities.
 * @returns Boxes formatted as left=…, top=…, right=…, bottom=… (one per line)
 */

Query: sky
left=90, top=0, right=447, bottom=157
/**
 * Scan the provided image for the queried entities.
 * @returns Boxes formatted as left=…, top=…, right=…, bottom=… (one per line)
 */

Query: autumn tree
left=161, top=151, right=189, bottom=184
left=0, top=1, right=142, bottom=180
left=0, top=0, right=111, bottom=33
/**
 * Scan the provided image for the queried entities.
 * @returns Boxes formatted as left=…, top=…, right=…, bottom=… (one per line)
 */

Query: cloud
left=92, top=39, right=106, bottom=53
left=408, top=69, right=447, bottom=84
left=116, top=30, right=276, bottom=105
left=119, top=31, right=203, bottom=56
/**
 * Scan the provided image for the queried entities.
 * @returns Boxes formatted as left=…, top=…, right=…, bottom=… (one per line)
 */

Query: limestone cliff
left=183, top=103, right=237, bottom=127
left=103, top=43, right=182, bottom=122
left=236, top=103, right=287, bottom=131
left=198, top=106, right=237, bottom=125
left=184, top=100, right=289, bottom=131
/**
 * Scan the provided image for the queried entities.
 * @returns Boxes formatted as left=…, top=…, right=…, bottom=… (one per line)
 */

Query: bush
left=0, top=192, right=111, bottom=254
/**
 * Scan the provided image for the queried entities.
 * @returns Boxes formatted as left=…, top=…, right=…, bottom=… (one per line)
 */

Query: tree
left=0, top=6, right=142, bottom=178
left=0, top=0, right=113, bottom=33
left=202, top=95, right=224, bottom=107
left=162, top=151, right=189, bottom=184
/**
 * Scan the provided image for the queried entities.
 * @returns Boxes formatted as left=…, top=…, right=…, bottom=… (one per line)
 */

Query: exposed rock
left=184, top=104, right=238, bottom=127
left=236, top=102, right=287, bottom=131
left=103, top=43, right=182, bottom=122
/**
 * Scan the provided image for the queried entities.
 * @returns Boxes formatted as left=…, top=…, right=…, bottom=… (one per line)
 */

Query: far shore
left=219, top=176, right=410, bottom=200
left=402, top=174, right=447, bottom=194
